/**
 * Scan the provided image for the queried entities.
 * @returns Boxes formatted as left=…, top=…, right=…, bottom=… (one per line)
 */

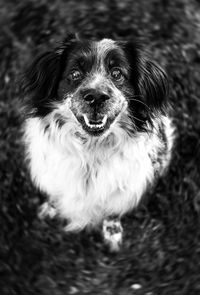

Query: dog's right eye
left=70, top=70, right=82, bottom=81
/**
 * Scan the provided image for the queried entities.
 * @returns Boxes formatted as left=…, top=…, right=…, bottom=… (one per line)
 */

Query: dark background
left=1, top=0, right=200, bottom=294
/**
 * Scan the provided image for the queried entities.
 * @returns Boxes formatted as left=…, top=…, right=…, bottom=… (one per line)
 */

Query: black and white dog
left=21, top=34, right=174, bottom=251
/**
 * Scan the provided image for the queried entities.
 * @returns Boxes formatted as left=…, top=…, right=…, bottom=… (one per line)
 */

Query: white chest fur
left=24, top=116, right=169, bottom=231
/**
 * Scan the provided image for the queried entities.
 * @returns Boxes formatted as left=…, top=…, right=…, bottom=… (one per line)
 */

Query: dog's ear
left=123, top=41, right=169, bottom=112
left=137, top=55, right=169, bottom=111
left=20, top=33, right=77, bottom=116
left=21, top=51, right=60, bottom=100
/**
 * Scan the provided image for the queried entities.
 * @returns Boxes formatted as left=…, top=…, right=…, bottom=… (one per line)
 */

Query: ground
left=0, top=0, right=200, bottom=294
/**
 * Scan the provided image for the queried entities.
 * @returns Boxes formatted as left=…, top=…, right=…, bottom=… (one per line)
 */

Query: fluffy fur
left=21, top=34, right=174, bottom=233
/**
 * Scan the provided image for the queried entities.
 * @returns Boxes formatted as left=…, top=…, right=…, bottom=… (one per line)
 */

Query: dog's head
left=21, top=34, right=168, bottom=136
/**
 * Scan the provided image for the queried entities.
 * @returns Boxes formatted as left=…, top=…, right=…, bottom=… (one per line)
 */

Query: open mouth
left=82, top=114, right=108, bottom=135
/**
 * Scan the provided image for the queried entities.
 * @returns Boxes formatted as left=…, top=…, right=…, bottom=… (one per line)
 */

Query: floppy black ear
left=21, top=33, right=77, bottom=116
left=137, top=56, right=169, bottom=111
left=21, top=51, right=60, bottom=100
left=124, top=41, right=169, bottom=112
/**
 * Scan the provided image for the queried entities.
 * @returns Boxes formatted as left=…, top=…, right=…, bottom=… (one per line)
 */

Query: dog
left=21, top=33, right=174, bottom=251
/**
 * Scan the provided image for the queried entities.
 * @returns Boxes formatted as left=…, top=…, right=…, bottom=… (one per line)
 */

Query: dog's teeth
left=83, top=115, right=107, bottom=129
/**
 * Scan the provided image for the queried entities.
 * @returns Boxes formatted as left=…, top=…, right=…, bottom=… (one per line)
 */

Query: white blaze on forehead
left=87, top=39, right=118, bottom=89
left=95, top=38, right=117, bottom=58
left=95, top=39, right=118, bottom=67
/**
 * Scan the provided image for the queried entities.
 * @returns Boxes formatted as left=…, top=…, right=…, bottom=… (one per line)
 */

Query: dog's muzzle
left=75, top=89, right=112, bottom=136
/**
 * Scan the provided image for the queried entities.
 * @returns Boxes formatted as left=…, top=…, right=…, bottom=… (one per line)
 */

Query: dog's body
left=22, top=35, right=174, bottom=250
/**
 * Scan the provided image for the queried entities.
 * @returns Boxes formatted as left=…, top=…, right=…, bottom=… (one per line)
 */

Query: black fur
left=21, top=51, right=60, bottom=116
left=122, top=41, right=168, bottom=130
left=21, top=34, right=77, bottom=117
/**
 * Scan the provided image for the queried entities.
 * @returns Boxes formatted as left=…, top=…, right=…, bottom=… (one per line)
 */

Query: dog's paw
left=102, top=218, right=123, bottom=252
left=38, top=202, right=57, bottom=219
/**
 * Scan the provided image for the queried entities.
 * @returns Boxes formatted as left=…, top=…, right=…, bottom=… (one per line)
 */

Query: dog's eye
left=110, top=68, right=123, bottom=81
left=70, top=70, right=82, bottom=81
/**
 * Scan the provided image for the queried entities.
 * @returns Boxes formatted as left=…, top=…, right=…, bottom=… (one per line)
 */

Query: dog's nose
left=83, top=90, right=110, bottom=104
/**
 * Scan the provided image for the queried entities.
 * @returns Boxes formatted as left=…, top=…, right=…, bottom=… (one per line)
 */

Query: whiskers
left=118, top=99, right=152, bottom=135
left=128, top=95, right=150, bottom=111
left=128, top=113, right=146, bottom=124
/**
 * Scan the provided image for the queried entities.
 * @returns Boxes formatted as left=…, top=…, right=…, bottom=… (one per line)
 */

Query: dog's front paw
left=102, top=218, right=123, bottom=252
left=38, top=202, right=57, bottom=219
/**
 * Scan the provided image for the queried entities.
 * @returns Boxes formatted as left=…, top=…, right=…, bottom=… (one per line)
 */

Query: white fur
left=95, top=39, right=117, bottom=59
left=23, top=108, right=174, bottom=231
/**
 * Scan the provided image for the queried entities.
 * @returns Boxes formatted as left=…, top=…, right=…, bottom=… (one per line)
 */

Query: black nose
left=83, top=90, right=110, bottom=104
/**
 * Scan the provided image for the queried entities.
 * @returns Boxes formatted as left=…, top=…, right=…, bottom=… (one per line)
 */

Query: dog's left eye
left=110, top=68, right=124, bottom=81
left=70, top=70, right=82, bottom=81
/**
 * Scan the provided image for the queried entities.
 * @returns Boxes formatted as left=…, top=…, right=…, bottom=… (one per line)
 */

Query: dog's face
left=58, top=38, right=131, bottom=136
left=22, top=34, right=168, bottom=136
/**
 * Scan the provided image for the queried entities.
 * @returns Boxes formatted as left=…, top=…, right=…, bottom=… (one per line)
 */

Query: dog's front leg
left=102, top=217, right=123, bottom=252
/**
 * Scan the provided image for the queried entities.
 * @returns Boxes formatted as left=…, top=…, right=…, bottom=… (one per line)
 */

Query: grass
left=0, top=0, right=200, bottom=294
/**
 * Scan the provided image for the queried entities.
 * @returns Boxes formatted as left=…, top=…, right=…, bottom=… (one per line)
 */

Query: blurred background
left=0, top=0, right=200, bottom=294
